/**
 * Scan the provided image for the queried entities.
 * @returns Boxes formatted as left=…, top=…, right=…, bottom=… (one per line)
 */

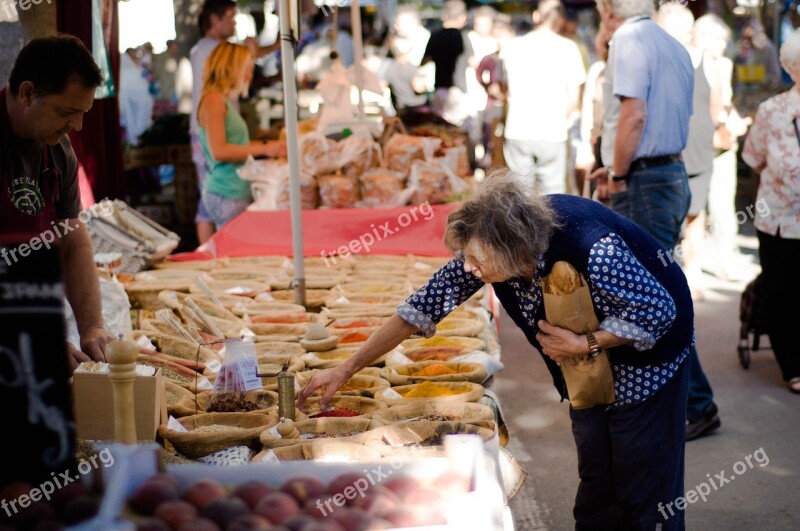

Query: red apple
left=280, top=476, right=327, bottom=506
left=380, top=476, right=422, bottom=502
left=349, top=486, right=400, bottom=518
left=326, top=473, right=370, bottom=506
left=182, top=479, right=227, bottom=511
left=225, top=514, right=273, bottom=531
left=135, top=517, right=172, bottom=531
left=232, top=481, right=273, bottom=509
left=130, top=478, right=181, bottom=516
left=154, top=500, right=198, bottom=530
left=201, top=497, right=249, bottom=529
left=331, top=507, right=375, bottom=530
left=176, top=517, right=222, bottom=531
left=253, top=491, right=300, bottom=524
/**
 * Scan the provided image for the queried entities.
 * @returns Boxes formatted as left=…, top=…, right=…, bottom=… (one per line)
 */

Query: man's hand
left=79, top=326, right=115, bottom=363
left=536, top=320, right=588, bottom=364
left=67, top=342, right=90, bottom=373
left=296, top=365, right=351, bottom=411
left=588, top=167, right=628, bottom=201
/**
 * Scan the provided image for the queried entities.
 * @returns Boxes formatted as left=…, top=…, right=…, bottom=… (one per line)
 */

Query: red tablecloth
left=174, top=204, right=459, bottom=260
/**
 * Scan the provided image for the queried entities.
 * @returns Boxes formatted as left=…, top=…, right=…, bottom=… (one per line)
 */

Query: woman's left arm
left=537, top=234, right=677, bottom=363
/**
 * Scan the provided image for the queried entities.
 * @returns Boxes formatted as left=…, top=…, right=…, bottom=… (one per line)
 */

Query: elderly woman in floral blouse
left=299, top=172, right=695, bottom=530
left=742, top=29, right=800, bottom=394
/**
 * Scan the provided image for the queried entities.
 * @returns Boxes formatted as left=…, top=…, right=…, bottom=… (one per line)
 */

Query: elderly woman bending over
left=299, top=172, right=695, bottom=530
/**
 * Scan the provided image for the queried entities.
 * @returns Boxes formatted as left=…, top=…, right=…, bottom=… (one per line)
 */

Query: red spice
left=336, top=321, right=372, bottom=329
left=314, top=407, right=359, bottom=418
left=340, top=332, right=369, bottom=344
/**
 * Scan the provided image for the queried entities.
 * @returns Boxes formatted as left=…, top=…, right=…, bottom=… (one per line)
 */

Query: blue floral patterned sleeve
left=397, top=256, right=484, bottom=337
left=585, top=234, right=689, bottom=406
left=587, top=234, right=677, bottom=350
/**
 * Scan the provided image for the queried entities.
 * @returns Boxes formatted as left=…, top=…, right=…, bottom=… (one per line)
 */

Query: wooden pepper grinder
left=105, top=336, right=139, bottom=444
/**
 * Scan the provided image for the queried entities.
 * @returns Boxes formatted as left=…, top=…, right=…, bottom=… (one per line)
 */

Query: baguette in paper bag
left=543, top=261, right=615, bottom=409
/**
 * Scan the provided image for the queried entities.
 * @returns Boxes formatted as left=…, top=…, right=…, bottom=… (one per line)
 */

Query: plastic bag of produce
left=383, top=134, right=442, bottom=178
left=299, top=132, right=341, bottom=176
left=338, top=134, right=383, bottom=180
left=407, top=158, right=469, bottom=205
left=358, top=168, right=408, bottom=207
left=207, top=336, right=263, bottom=412
left=318, top=174, right=359, bottom=208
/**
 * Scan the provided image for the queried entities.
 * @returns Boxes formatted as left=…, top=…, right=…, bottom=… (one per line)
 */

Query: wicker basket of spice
left=374, top=381, right=485, bottom=407
left=296, top=370, right=389, bottom=398
left=255, top=441, right=383, bottom=463
left=355, top=420, right=497, bottom=460
left=382, top=361, right=488, bottom=385
left=296, top=395, right=387, bottom=420
left=259, top=417, right=374, bottom=449
left=369, top=401, right=495, bottom=427
left=158, top=412, right=277, bottom=458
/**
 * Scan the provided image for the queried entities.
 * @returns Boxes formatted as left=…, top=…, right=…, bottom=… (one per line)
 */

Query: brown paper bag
left=542, top=273, right=616, bottom=409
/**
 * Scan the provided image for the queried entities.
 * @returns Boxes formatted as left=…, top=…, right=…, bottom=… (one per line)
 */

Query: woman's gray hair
left=601, top=0, right=654, bottom=20
left=780, top=27, right=800, bottom=71
left=444, top=170, right=560, bottom=279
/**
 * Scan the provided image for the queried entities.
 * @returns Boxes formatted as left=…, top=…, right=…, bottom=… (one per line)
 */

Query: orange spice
left=411, top=364, right=458, bottom=377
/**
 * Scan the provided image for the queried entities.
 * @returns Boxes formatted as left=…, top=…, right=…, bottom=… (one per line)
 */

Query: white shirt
left=466, top=30, right=498, bottom=112
left=501, top=30, right=586, bottom=142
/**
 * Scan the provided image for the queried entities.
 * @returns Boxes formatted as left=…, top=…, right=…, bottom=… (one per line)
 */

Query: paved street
left=494, top=233, right=800, bottom=530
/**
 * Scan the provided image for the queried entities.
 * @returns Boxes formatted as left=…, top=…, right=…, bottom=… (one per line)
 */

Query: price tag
left=205, top=359, right=222, bottom=374
left=167, top=416, right=189, bottom=432
left=135, top=335, right=156, bottom=351
left=260, top=449, right=281, bottom=463
left=238, top=357, right=263, bottom=391
left=382, top=388, right=404, bottom=399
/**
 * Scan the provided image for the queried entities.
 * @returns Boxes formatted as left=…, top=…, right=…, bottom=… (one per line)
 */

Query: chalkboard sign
left=0, top=241, right=76, bottom=487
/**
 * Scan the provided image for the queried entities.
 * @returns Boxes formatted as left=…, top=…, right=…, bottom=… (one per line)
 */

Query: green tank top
left=198, top=95, right=252, bottom=200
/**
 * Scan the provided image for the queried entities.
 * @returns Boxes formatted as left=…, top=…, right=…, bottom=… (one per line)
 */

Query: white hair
left=656, top=2, right=693, bottom=44
left=780, top=27, right=800, bottom=70
left=604, top=0, right=654, bottom=20
left=693, top=13, right=731, bottom=43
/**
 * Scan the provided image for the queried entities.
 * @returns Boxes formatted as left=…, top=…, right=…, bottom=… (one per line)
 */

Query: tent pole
left=279, top=0, right=306, bottom=306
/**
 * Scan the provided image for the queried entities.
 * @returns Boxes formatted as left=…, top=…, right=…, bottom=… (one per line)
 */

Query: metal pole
left=279, top=0, right=306, bottom=307
left=351, top=0, right=366, bottom=123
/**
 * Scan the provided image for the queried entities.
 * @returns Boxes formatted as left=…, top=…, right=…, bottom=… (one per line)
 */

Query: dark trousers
left=570, top=358, right=689, bottom=531
left=757, top=230, right=800, bottom=380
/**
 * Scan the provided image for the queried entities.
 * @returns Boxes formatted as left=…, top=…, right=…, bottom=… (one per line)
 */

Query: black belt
left=629, top=154, right=683, bottom=172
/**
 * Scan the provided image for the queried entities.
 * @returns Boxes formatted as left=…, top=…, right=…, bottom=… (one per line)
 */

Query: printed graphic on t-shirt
left=7, top=176, right=44, bottom=216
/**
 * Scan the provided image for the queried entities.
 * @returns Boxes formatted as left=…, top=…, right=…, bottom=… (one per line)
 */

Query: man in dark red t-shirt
left=1, top=34, right=114, bottom=371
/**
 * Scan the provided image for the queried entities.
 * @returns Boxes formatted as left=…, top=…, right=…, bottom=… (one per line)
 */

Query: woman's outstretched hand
left=296, top=364, right=351, bottom=411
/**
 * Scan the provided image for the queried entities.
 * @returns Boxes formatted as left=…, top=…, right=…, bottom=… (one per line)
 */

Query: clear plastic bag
left=207, top=337, right=263, bottom=412
left=407, top=158, right=469, bottom=205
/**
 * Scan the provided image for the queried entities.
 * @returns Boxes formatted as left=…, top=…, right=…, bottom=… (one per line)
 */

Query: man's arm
left=61, top=220, right=112, bottom=361
left=587, top=96, right=647, bottom=199
left=612, top=96, right=646, bottom=176
left=244, top=37, right=281, bottom=59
